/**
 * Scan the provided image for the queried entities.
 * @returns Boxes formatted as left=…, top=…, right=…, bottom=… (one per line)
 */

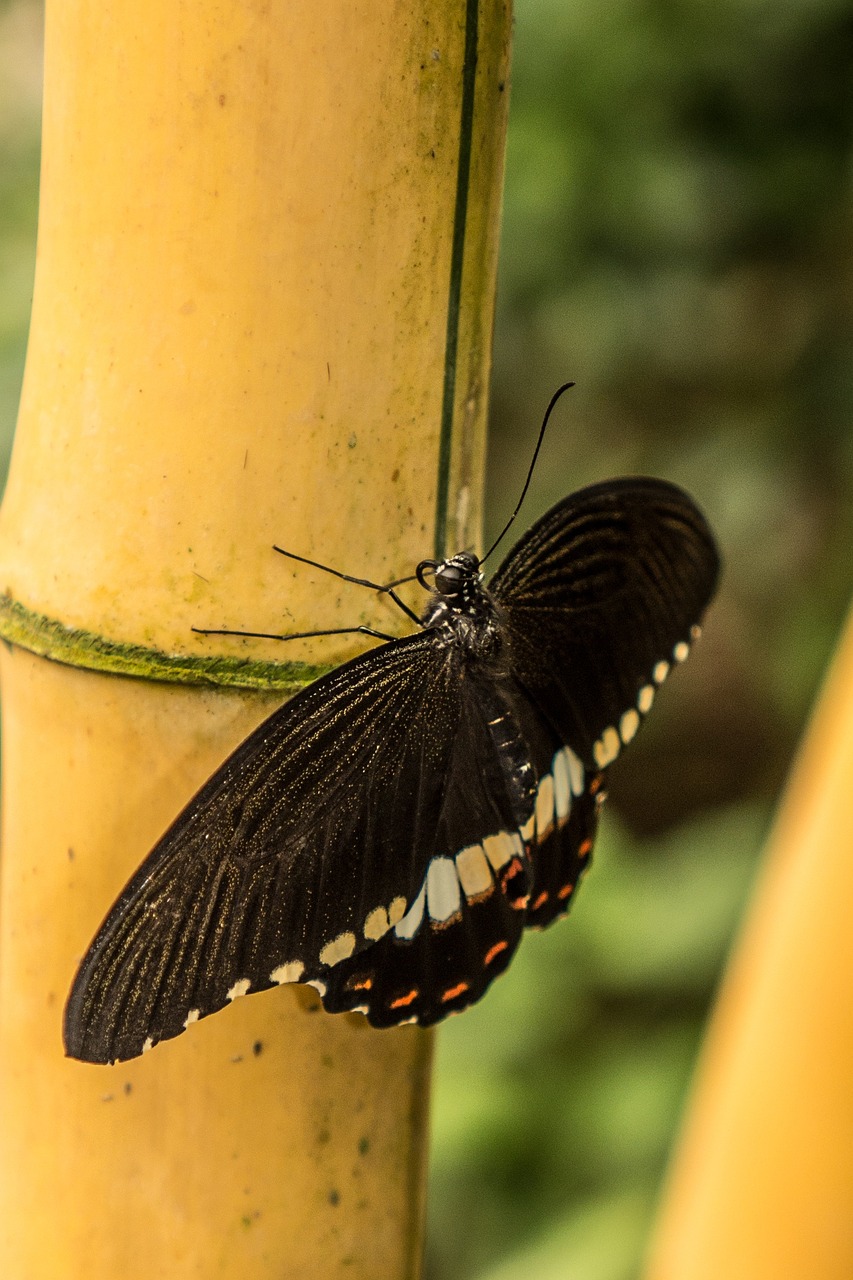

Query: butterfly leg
left=382, top=590, right=422, bottom=626
left=191, top=624, right=398, bottom=643
left=272, top=546, right=423, bottom=626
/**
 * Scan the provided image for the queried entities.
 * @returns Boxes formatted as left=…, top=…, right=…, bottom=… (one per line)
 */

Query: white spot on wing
left=637, top=684, right=655, bottom=714
left=483, top=831, right=516, bottom=870
left=427, top=856, right=462, bottom=922
left=566, top=746, right=584, bottom=796
left=653, top=660, right=670, bottom=684
left=593, top=725, right=621, bottom=768
left=535, top=773, right=555, bottom=838
left=363, top=907, right=390, bottom=941
left=306, top=979, right=327, bottom=996
left=620, top=708, right=640, bottom=744
left=394, top=882, right=426, bottom=940
left=226, top=978, right=251, bottom=1002
left=553, top=750, right=571, bottom=821
left=270, top=960, right=304, bottom=985
left=673, top=640, right=689, bottom=663
left=183, top=1009, right=200, bottom=1028
left=142, top=1037, right=154, bottom=1054
left=320, top=932, right=357, bottom=966
left=456, top=843, right=492, bottom=897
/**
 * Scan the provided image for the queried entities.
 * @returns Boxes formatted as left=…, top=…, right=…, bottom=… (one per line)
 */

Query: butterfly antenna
left=480, top=381, right=575, bottom=566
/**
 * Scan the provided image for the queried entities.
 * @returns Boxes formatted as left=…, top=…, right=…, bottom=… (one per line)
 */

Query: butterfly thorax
left=418, top=551, right=502, bottom=658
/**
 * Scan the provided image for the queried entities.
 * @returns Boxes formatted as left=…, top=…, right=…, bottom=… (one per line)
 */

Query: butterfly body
left=64, top=476, right=719, bottom=1063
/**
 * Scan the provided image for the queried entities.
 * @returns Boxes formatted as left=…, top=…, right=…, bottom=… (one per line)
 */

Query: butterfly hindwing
left=317, top=669, right=607, bottom=1028
left=498, top=685, right=605, bottom=932
left=319, top=669, right=540, bottom=1027
left=524, top=758, right=602, bottom=932
left=321, top=848, right=528, bottom=1027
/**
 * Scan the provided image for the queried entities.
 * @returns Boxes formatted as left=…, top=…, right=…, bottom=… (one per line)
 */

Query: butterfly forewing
left=490, top=478, right=720, bottom=768
left=65, top=634, right=538, bottom=1062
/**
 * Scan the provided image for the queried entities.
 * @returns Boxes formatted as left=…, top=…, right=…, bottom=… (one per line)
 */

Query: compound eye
left=435, top=564, right=463, bottom=593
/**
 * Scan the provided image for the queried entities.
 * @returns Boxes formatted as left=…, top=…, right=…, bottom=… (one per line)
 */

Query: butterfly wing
left=319, top=647, right=615, bottom=1026
left=486, top=477, right=719, bottom=935
left=495, top=684, right=603, bottom=932
left=490, top=477, right=720, bottom=770
left=325, top=696, right=616, bottom=1032
left=64, top=634, right=537, bottom=1063
left=317, top=665, right=536, bottom=1027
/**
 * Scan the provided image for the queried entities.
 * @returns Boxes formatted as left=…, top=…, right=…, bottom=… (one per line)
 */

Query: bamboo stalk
left=644, top=597, right=853, bottom=1279
left=0, top=2, right=511, bottom=1276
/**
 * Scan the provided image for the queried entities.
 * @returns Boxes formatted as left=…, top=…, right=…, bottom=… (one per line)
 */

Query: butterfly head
left=434, top=551, right=481, bottom=596
left=417, top=551, right=482, bottom=605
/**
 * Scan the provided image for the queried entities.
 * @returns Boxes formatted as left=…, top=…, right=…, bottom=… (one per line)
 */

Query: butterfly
left=64, top=390, right=719, bottom=1064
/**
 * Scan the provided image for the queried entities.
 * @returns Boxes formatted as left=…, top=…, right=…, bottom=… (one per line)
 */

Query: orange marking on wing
left=389, top=989, right=419, bottom=1010
left=441, top=981, right=470, bottom=1003
left=557, top=883, right=574, bottom=900
left=430, top=909, right=463, bottom=932
left=578, top=838, right=593, bottom=858
left=347, top=976, right=373, bottom=992
left=501, top=856, right=529, bottom=908
left=484, top=940, right=509, bottom=965
left=589, top=774, right=604, bottom=795
left=532, top=891, right=548, bottom=910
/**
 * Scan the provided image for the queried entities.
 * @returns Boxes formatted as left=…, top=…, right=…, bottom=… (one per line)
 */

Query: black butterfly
left=64, top=397, right=719, bottom=1064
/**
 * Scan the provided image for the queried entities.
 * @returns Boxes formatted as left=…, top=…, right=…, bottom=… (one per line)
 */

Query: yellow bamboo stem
left=644, top=597, right=853, bottom=1279
left=0, top=2, right=511, bottom=1276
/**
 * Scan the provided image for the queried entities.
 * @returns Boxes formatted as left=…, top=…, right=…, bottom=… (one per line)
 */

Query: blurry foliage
left=430, top=0, right=853, bottom=1277
left=0, top=0, right=40, bottom=482
left=0, top=1, right=851, bottom=1277
left=428, top=806, right=767, bottom=1280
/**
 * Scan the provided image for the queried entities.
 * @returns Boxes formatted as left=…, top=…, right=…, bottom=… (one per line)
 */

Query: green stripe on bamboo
left=0, top=593, right=333, bottom=692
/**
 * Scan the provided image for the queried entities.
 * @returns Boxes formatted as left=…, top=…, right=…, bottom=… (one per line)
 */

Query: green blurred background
left=1, top=1, right=852, bottom=1277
